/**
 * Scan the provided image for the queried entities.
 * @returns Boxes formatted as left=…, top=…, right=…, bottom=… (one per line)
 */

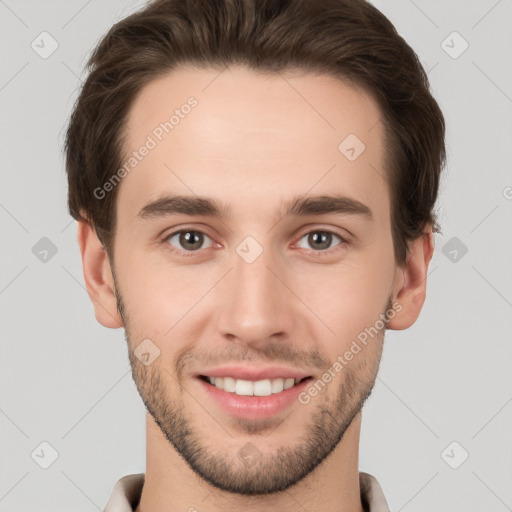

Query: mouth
left=194, top=366, right=315, bottom=419
left=198, top=375, right=312, bottom=396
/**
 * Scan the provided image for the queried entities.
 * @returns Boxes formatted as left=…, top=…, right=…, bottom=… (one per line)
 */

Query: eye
left=296, top=230, right=344, bottom=252
left=165, top=230, right=214, bottom=252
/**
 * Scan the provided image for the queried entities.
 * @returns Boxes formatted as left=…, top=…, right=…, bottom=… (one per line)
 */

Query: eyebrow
left=137, top=194, right=373, bottom=221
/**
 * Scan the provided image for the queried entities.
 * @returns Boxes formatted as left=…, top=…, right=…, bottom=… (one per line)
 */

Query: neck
left=135, top=412, right=365, bottom=512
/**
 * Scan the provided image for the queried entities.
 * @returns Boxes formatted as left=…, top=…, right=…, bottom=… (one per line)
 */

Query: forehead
left=118, top=65, right=389, bottom=220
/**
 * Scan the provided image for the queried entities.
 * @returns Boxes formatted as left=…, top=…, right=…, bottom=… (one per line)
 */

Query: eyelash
left=295, top=231, right=346, bottom=256
left=162, top=227, right=348, bottom=257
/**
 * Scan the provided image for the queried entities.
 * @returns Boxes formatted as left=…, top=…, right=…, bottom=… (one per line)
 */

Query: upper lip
left=196, top=365, right=312, bottom=381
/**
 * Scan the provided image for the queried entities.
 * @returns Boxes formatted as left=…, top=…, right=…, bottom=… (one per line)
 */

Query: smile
left=200, top=376, right=310, bottom=396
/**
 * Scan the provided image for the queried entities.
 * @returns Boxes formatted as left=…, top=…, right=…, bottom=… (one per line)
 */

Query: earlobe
left=77, top=220, right=124, bottom=329
left=387, top=229, right=434, bottom=331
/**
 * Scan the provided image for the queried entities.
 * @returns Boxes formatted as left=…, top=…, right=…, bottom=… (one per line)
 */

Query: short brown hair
left=65, top=0, right=445, bottom=264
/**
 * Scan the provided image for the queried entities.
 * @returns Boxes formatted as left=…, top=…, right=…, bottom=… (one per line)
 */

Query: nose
left=215, top=244, right=295, bottom=350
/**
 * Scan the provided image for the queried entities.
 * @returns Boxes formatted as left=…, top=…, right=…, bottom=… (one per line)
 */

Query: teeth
left=235, top=379, right=254, bottom=396
left=253, top=379, right=272, bottom=396
left=223, top=376, right=236, bottom=392
left=271, top=378, right=284, bottom=393
left=205, top=376, right=303, bottom=396
left=284, top=378, right=295, bottom=390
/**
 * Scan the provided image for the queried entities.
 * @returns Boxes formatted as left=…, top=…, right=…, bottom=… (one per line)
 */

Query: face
left=108, top=65, right=400, bottom=494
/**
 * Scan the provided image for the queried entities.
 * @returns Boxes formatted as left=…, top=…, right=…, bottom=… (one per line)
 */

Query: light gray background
left=1, top=0, right=511, bottom=510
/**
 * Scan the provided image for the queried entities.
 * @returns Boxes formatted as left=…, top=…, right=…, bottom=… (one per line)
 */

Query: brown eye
left=166, top=230, right=213, bottom=252
left=296, top=231, right=343, bottom=251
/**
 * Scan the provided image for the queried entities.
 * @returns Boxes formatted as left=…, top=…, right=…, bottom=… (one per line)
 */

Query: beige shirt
left=103, top=471, right=390, bottom=512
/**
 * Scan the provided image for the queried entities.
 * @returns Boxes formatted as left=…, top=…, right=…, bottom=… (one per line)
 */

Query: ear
left=77, top=220, right=124, bottom=329
left=387, top=227, right=434, bottom=330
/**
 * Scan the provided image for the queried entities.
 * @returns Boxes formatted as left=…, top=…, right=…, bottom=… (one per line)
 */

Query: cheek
left=114, top=246, right=212, bottom=338
left=289, top=253, right=394, bottom=346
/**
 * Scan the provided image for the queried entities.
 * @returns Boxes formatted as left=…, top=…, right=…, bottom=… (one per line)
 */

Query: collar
left=104, top=471, right=390, bottom=512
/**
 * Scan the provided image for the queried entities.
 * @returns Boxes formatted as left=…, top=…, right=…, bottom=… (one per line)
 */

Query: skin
left=78, top=65, right=433, bottom=512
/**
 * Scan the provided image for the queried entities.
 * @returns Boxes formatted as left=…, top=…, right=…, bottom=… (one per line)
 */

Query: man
left=65, top=0, right=445, bottom=510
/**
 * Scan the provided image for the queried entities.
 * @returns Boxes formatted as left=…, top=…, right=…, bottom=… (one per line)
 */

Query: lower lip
left=197, top=377, right=312, bottom=420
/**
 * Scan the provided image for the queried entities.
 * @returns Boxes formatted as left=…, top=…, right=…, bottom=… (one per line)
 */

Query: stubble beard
left=116, top=279, right=388, bottom=495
